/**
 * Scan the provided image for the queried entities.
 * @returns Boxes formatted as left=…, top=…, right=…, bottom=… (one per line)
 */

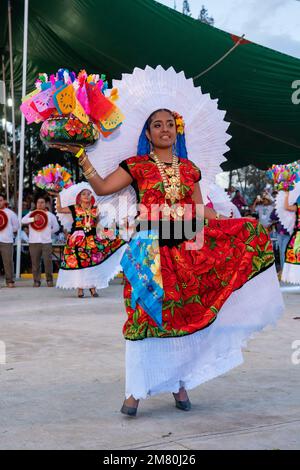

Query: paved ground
left=0, top=277, right=299, bottom=450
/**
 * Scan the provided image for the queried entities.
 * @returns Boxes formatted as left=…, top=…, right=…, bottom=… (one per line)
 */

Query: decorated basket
left=40, top=116, right=99, bottom=146
left=34, top=164, right=73, bottom=193
left=266, top=162, right=300, bottom=191
left=20, top=69, right=124, bottom=148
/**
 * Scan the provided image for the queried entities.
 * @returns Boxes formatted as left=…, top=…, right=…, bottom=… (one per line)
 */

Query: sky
left=158, top=0, right=300, bottom=59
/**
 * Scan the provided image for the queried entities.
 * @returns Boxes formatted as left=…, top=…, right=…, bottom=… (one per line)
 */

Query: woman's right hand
left=49, top=143, right=84, bottom=155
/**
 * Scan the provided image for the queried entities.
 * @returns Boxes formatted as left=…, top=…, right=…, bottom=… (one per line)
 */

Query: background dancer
left=21, top=195, right=59, bottom=287
left=54, top=183, right=126, bottom=297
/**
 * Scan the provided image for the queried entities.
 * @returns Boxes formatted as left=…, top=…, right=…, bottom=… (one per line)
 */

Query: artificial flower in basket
left=20, top=68, right=124, bottom=148
left=266, top=162, right=300, bottom=191
left=34, top=164, right=73, bottom=193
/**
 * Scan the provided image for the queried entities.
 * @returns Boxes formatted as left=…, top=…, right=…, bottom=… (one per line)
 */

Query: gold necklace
left=151, top=152, right=184, bottom=220
left=82, top=207, right=92, bottom=232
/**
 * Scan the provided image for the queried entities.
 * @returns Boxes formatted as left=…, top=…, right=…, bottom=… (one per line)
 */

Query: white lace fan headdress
left=87, top=65, right=231, bottom=221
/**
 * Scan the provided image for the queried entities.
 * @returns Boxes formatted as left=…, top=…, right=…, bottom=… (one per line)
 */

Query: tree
left=198, top=5, right=214, bottom=25
left=230, top=165, right=271, bottom=205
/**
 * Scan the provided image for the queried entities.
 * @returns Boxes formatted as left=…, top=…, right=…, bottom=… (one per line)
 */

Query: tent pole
left=8, top=0, right=17, bottom=210
left=1, top=54, right=9, bottom=202
left=16, top=0, right=29, bottom=279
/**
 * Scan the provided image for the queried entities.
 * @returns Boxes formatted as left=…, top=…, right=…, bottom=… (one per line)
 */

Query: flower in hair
left=172, top=112, right=185, bottom=135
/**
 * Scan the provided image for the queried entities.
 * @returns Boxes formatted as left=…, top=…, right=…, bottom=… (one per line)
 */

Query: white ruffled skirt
left=125, top=264, right=284, bottom=399
left=281, top=263, right=300, bottom=285
left=56, top=245, right=127, bottom=289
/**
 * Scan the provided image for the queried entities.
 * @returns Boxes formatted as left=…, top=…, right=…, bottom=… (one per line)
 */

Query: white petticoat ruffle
left=56, top=245, right=127, bottom=289
left=125, top=263, right=284, bottom=399
left=281, top=262, right=300, bottom=285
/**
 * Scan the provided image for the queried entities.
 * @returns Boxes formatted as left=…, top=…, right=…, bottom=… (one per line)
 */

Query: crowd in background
left=0, top=186, right=288, bottom=282
left=228, top=187, right=286, bottom=273
left=0, top=192, right=66, bottom=282
left=21, top=192, right=67, bottom=244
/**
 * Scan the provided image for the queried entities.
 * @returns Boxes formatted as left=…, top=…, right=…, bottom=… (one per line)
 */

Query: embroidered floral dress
left=120, top=155, right=275, bottom=341
left=282, top=204, right=300, bottom=284
left=56, top=204, right=126, bottom=290
left=284, top=204, right=300, bottom=265
left=60, top=204, right=124, bottom=271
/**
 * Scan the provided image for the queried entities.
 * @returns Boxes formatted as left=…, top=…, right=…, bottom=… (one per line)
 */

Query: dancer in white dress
left=55, top=183, right=126, bottom=297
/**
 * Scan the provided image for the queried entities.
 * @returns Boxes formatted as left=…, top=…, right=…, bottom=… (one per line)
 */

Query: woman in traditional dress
left=55, top=184, right=126, bottom=297
left=281, top=192, right=300, bottom=284
left=60, top=107, right=283, bottom=416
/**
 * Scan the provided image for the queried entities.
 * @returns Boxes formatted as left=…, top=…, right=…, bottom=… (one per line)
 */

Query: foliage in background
left=230, top=165, right=272, bottom=204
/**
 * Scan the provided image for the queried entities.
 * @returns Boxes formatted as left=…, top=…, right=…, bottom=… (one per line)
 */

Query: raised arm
left=51, top=144, right=133, bottom=196
left=284, top=191, right=297, bottom=212
left=49, top=193, right=72, bottom=214
left=81, top=165, right=133, bottom=196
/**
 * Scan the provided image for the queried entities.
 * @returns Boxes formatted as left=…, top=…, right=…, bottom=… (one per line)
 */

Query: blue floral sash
left=121, top=230, right=164, bottom=329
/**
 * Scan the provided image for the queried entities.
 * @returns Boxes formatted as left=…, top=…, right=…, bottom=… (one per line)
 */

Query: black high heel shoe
left=89, top=289, right=99, bottom=297
left=173, top=393, right=191, bottom=411
left=120, top=399, right=139, bottom=417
